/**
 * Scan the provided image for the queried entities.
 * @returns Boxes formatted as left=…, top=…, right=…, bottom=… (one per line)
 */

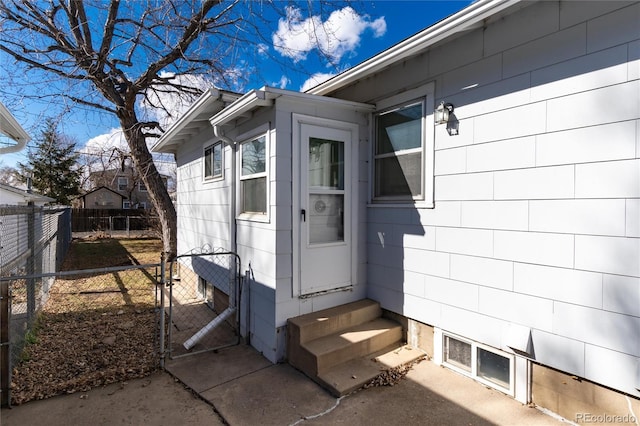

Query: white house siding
left=333, top=1, right=640, bottom=397
left=175, top=128, right=231, bottom=256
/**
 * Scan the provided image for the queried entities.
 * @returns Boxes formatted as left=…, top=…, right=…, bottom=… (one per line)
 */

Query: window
left=372, top=82, right=434, bottom=206
left=138, top=181, right=147, bottom=192
left=117, top=177, right=128, bottom=191
left=204, top=141, right=223, bottom=180
left=443, top=333, right=514, bottom=394
left=375, top=102, right=423, bottom=199
left=123, top=201, right=131, bottom=209
left=240, top=136, right=267, bottom=214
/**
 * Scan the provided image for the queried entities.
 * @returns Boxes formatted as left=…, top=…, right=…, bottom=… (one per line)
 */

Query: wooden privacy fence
left=71, top=208, right=157, bottom=233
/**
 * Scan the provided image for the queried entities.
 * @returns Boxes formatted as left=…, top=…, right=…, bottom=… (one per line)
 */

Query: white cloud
left=81, top=128, right=128, bottom=157
left=140, top=72, right=214, bottom=131
left=273, top=6, right=387, bottom=63
left=300, top=72, right=337, bottom=92
left=257, top=43, right=270, bottom=56
left=274, top=75, right=291, bottom=89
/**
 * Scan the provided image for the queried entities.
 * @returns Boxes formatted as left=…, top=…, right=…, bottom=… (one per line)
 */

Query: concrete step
left=317, top=344, right=425, bottom=397
left=287, top=299, right=381, bottom=345
left=303, top=317, right=402, bottom=375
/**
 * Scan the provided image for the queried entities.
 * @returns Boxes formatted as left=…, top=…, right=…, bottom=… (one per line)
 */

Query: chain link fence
left=3, top=263, right=162, bottom=406
left=0, top=223, right=243, bottom=406
left=0, top=205, right=72, bottom=406
left=165, top=249, right=241, bottom=359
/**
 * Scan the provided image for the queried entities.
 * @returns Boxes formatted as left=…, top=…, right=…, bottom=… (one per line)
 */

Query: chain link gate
left=162, top=250, right=241, bottom=361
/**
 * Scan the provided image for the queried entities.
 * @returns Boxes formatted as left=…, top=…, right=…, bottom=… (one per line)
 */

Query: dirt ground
left=1, top=371, right=224, bottom=426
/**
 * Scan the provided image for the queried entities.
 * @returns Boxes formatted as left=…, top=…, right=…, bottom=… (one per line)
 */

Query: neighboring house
left=77, top=186, right=126, bottom=209
left=153, top=0, right=640, bottom=420
left=0, top=182, right=55, bottom=206
left=87, top=166, right=168, bottom=209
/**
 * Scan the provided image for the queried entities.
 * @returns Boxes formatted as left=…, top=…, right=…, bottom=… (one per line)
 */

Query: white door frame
left=292, top=114, right=360, bottom=298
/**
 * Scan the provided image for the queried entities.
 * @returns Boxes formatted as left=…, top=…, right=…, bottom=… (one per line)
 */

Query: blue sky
left=0, top=1, right=471, bottom=171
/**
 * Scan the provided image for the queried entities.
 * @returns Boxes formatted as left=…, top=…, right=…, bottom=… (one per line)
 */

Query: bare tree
left=0, top=0, right=357, bottom=258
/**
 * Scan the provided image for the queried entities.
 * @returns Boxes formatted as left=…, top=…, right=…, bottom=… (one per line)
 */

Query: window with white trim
left=123, top=200, right=131, bottom=209
left=372, top=83, right=434, bottom=206
left=240, top=135, right=267, bottom=214
left=138, top=181, right=147, bottom=192
left=374, top=102, right=424, bottom=199
left=443, top=333, right=514, bottom=395
left=117, top=176, right=128, bottom=191
left=204, top=141, right=223, bottom=180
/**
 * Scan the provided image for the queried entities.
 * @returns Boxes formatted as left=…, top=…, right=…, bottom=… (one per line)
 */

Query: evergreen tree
left=18, top=119, right=82, bottom=205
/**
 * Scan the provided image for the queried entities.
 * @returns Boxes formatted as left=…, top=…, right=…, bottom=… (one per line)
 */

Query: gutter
left=307, top=0, right=521, bottom=96
left=0, top=102, right=30, bottom=154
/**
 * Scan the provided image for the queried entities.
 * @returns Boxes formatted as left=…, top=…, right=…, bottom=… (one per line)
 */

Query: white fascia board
left=260, top=87, right=375, bottom=112
left=209, top=88, right=273, bottom=128
left=307, top=0, right=521, bottom=96
left=0, top=101, right=30, bottom=154
left=209, top=86, right=375, bottom=131
left=152, top=88, right=240, bottom=153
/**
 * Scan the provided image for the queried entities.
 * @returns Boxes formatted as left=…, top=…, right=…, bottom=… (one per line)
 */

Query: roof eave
left=0, top=101, right=31, bottom=154
left=152, top=88, right=241, bottom=153
left=209, top=86, right=375, bottom=130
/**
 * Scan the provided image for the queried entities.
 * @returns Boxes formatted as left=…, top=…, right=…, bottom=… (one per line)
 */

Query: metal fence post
left=26, top=203, right=35, bottom=325
left=159, top=253, right=166, bottom=369
left=0, top=279, right=9, bottom=407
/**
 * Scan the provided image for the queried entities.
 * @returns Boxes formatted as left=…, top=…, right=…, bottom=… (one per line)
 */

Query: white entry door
left=296, top=119, right=355, bottom=296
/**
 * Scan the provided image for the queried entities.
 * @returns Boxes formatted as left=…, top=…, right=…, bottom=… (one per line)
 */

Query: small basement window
left=443, top=333, right=514, bottom=395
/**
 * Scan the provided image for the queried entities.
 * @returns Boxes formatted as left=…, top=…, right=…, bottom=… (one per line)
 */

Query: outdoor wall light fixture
left=435, top=102, right=454, bottom=125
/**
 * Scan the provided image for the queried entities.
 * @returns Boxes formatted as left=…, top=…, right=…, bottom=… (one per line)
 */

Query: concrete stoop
left=287, top=299, right=423, bottom=396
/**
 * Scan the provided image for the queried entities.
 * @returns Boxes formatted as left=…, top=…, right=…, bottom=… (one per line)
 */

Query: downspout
left=183, top=125, right=239, bottom=351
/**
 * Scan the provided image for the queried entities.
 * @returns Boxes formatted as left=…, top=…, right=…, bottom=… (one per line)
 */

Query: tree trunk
left=119, top=113, right=177, bottom=260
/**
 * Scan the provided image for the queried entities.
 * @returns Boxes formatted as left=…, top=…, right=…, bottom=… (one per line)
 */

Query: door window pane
left=308, top=194, right=344, bottom=244
left=308, top=138, right=344, bottom=190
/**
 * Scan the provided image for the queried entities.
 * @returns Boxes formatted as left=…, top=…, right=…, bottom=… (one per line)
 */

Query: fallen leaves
left=9, top=237, right=164, bottom=406
left=363, top=358, right=425, bottom=389
left=10, top=306, right=159, bottom=405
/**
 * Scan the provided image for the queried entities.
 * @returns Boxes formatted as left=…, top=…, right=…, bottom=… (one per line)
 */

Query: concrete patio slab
left=200, top=363, right=336, bottom=426
left=165, top=343, right=271, bottom=393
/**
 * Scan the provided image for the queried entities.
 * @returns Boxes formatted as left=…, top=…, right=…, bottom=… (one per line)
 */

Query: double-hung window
left=117, top=176, right=128, bottom=192
left=375, top=102, right=423, bottom=199
left=204, top=141, right=223, bottom=180
left=372, top=82, right=434, bottom=207
left=240, top=135, right=267, bottom=215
